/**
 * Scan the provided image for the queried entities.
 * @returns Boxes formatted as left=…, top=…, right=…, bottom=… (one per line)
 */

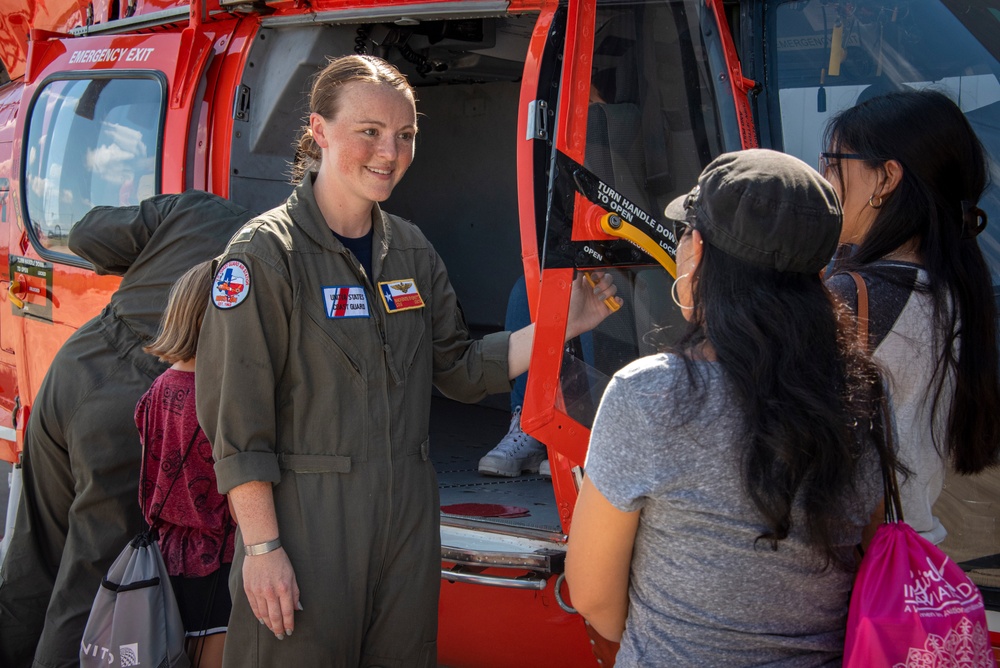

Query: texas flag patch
left=378, top=279, right=425, bottom=313
left=323, top=286, right=370, bottom=318
left=213, top=260, right=250, bottom=309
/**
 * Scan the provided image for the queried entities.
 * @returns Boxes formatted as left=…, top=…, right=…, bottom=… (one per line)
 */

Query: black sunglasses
left=818, top=152, right=863, bottom=174
left=673, top=219, right=691, bottom=242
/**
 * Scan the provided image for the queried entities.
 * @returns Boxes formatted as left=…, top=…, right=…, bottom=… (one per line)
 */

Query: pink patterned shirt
left=136, top=369, right=235, bottom=577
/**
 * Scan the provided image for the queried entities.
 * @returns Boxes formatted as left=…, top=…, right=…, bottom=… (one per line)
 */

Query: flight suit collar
left=287, top=173, right=392, bottom=282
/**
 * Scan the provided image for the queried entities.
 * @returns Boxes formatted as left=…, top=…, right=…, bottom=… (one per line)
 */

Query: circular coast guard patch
left=212, top=260, right=251, bottom=309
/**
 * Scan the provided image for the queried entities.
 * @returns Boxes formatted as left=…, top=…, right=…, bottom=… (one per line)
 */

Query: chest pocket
left=302, top=308, right=364, bottom=369
left=377, top=288, right=427, bottom=382
left=300, top=281, right=426, bottom=383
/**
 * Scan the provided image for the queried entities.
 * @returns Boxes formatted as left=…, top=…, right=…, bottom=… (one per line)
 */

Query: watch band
left=244, top=538, right=282, bottom=556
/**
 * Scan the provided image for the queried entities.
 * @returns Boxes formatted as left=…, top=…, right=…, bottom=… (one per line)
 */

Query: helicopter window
left=549, top=1, right=726, bottom=428
left=771, top=1, right=1000, bottom=281
left=23, top=76, right=163, bottom=261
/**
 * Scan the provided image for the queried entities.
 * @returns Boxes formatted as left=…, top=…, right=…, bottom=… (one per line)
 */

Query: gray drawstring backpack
left=80, top=426, right=198, bottom=667
left=79, top=530, right=190, bottom=667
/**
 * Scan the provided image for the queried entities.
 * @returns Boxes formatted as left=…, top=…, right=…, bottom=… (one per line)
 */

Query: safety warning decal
left=324, top=286, right=370, bottom=318
left=9, top=255, right=53, bottom=323
left=213, top=260, right=250, bottom=309
left=378, top=279, right=425, bottom=313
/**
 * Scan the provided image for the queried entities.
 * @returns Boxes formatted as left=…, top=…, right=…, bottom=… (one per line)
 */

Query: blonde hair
left=291, top=55, right=417, bottom=182
left=144, top=260, right=214, bottom=365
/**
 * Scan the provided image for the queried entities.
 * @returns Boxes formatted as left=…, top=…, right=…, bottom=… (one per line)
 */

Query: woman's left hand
left=567, top=271, right=621, bottom=340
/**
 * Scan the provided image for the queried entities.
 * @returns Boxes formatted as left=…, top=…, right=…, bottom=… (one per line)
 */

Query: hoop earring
left=868, top=194, right=884, bottom=209
left=670, top=273, right=694, bottom=311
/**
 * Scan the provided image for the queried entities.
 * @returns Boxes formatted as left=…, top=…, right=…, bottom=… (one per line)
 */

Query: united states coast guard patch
left=213, top=260, right=251, bottom=309
left=378, top=279, right=425, bottom=313
left=324, top=286, right=370, bottom=318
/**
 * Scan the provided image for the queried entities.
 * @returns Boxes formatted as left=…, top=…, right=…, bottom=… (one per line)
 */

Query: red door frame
left=518, top=0, right=756, bottom=534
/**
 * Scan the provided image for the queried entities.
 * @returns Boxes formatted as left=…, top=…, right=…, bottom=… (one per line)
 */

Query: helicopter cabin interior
left=224, top=3, right=725, bottom=535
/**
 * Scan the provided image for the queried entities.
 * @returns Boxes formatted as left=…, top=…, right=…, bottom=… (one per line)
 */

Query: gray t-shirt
left=586, top=354, right=881, bottom=667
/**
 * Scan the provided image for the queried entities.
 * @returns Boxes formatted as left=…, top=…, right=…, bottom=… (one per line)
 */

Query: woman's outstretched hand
left=567, top=270, right=621, bottom=340
left=504, top=270, right=621, bottom=380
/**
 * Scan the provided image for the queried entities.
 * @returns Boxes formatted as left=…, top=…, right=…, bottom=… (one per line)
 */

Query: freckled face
left=312, top=82, right=417, bottom=208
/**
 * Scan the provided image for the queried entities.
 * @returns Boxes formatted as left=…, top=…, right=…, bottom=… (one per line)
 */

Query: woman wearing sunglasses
left=822, top=89, right=1000, bottom=546
left=566, top=149, right=890, bottom=666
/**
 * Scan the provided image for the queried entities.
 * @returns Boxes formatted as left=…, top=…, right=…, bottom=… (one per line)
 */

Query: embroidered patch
left=212, top=260, right=250, bottom=309
left=323, top=286, right=370, bottom=318
left=378, top=279, right=425, bottom=313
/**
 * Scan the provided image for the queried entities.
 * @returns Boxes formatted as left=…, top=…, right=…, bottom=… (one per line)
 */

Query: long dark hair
left=675, top=245, right=890, bottom=569
left=826, top=89, right=1000, bottom=474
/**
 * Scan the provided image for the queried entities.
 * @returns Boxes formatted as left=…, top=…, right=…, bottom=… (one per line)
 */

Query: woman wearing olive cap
left=566, top=149, right=893, bottom=666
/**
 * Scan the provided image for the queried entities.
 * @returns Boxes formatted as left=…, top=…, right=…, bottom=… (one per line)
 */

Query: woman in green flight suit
left=195, top=55, right=620, bottom=667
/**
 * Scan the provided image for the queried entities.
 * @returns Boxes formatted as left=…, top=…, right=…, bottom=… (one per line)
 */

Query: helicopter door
left=520, top=0, right=745, bottom=532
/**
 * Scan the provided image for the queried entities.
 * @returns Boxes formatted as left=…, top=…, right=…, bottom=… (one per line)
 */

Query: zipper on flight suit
left=339, top=247, right=399, bottom=595
left=341, top=249, right=402, bottom=385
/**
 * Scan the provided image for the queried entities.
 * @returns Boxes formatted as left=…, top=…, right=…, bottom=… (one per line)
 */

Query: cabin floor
left=0, top=402, right=564, bottom=541
left=430, top=396, right=563, bottom=535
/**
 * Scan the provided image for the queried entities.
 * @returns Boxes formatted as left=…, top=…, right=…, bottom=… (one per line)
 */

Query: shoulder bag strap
left=141, top=406, right=201, bottom=530
left=846, top=271, right=904, bottom=525
left=139, top=404, right=151, bottom=530
left=847, top=271, right=869, bottom=352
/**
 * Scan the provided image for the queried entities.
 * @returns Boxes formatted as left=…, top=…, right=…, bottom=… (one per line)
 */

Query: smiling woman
left=194, top=54, right=619, bottom=667
left=290, top=56, right=417, bottom=228
left=308, top=81, right=418, bottom=234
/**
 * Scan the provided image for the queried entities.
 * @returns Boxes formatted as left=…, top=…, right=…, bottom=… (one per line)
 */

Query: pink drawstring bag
left=844, top=271, right=996, bottom=667
left=844, top=485, right=995, bottom=667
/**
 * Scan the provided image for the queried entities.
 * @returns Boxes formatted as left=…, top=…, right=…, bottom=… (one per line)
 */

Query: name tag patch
left=378, top=279, right=425, bottom=313
left=324, top=286, right=370, bottom=318
left=213, top=260, right=250, bottom=309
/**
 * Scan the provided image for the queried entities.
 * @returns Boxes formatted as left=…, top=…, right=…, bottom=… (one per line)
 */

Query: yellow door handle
left=8, top=281, right=25, bottom=309
left=583, top=272, right=621, bottom=313
left=599, top=213, right=678, bottom=278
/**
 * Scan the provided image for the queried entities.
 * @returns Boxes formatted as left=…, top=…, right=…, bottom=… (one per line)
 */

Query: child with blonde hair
left=137, top=260, right=234, bottom=668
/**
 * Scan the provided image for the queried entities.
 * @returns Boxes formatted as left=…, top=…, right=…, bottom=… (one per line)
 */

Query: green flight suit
left=197, top=174, right=511, bottom=667
left=0, top=192, right=252, bottom=668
